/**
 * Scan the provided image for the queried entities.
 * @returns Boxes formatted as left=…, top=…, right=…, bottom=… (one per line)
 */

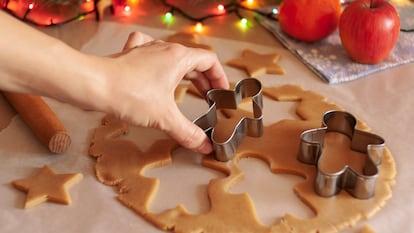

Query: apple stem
left=370, top=0, right=373, bottom=8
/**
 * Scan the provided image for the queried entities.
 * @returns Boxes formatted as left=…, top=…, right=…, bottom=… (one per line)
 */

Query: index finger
left=183, top=48, right=229, bottom=93
left=123, top=31, right=154, bottom=51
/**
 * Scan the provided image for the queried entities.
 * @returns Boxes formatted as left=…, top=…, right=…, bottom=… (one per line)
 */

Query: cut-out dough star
left=226, top=49, right=285, bottom=77
left=12, top=165, right=83, bottom=209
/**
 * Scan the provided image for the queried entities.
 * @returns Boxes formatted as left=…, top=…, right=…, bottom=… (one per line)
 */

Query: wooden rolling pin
left=3, top=92, right=71, bottom=153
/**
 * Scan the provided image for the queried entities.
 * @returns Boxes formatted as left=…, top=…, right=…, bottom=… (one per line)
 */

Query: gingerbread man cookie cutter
left=193, top=78, right=264, bottom=162
left=297, top=110, right=385, bottom=199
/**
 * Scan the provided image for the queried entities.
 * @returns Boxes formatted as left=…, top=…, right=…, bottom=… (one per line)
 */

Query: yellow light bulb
left=128, top=0, right=138, bottom=7
left=246, top=0, right=254, bottom=5
left=195, top=22, right=204, bottom=32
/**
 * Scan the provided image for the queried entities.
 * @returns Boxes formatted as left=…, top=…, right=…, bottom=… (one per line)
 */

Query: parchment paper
left=1, top=22, right=413, bottom=233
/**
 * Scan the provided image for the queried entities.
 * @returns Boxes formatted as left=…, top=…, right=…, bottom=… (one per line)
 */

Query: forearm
left=0, top=11, right=109, bottom=111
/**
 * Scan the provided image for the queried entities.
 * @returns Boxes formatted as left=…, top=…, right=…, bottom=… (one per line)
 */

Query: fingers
left=122, top=31, right=154, bottom=51
left=166, top=47, right=227, bottom=153
left=114, top=38, right=228, bottom=154
left=163, top=104, right=213, bottom=154
left=123, top=33, right=228, bottom=93
left=183, top=48, right=229, bottom=92
left=185, top=71, right=211, bottom=96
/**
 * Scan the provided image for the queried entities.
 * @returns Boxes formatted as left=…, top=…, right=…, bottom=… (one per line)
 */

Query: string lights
left=0, top=0, right=278, bottom=29
left=1, top=0, right=412, bottom=32
left=159, top=0, right=278, bottom=29
left=1, top=0, right=97, bottom=26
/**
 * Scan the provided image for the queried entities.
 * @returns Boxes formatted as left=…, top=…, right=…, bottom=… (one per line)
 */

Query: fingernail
left=196, top=138, right=213, bottom=154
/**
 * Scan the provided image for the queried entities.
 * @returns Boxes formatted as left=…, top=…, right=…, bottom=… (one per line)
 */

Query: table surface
left=1, top=2, right=414, bottom=233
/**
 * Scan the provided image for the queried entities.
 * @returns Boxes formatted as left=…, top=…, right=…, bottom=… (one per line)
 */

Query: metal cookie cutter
left=193, top=78, right=264, bottom=162
left=297, top=110, right=385, bottom=199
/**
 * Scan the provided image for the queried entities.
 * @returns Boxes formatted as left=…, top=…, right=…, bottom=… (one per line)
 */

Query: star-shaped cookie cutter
left=297, top=110, right=385, bottom=199
left=193, top=78, right=264, bottom=162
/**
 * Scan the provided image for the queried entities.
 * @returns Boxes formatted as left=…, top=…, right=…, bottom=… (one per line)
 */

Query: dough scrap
left=88, top=83, right=396, bottom=233
left=11, top=165, right=83, bottom=209
left=0, top=93, right=16, bottom=132
left=175, top=84, right=189, bottom=103
left=166, top=32, right=213, bottom=50
left=226, top=49, right=286, bottom=77
left=359, top=224, right=376, bottom=233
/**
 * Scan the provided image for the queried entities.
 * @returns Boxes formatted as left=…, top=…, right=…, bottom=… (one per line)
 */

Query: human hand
left=101, top=32, right=229, bottom=154
left=0, top=13, right=227, bottom=154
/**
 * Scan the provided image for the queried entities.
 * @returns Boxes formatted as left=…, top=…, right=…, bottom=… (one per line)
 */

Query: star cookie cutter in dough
left=193, top=78, right=264, bottom=162
left=297, top=110, right=385, bottom=199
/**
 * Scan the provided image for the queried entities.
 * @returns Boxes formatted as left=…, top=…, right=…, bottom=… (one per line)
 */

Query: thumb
left=164, top=106, right=212, bottom=154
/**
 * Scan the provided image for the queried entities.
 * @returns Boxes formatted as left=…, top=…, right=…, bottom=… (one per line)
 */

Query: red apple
left=278, top=0, right=342, bottom=42
left=339, top=0, right=400, bottom=64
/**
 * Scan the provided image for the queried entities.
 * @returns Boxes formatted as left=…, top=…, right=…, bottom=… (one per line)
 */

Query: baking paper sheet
left=1, top=22, right=413, bottom=233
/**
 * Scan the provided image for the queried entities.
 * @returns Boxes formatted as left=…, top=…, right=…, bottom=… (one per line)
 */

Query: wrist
left=51, top=46, right=114, bottom=113
left=32, top=41, right=113, bottom=113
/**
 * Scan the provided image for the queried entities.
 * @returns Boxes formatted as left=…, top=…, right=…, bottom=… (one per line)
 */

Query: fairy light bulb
left=127, top=0, right=138, bottom=7
left=238, top=17, right=250, bottom=31
left=81, top=0, right=94, bottom=12
left=124, top=5, right=131, bottom=13
left=165, top=12, right=173, bottom=19
left=163, top=11, right=174, bottom=24
left=272, top=8, right=278, bottom=15
left=240, top=18, right=248, bottom=26
left=195, top=22, right=204, bottom=32
left=28, top=2, right=34, bottom=9
left=246, top=0, right=254, bottom=6
left=217, top=4, right=225, bottom=12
